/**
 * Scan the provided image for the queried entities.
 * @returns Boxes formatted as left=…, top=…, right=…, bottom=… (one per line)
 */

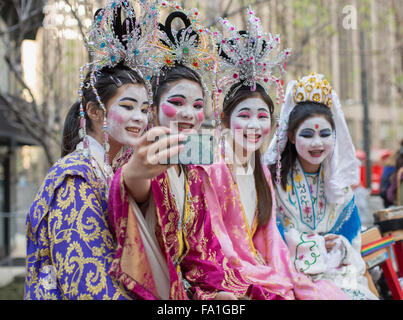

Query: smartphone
left=158, top=133, right=214, bottom=165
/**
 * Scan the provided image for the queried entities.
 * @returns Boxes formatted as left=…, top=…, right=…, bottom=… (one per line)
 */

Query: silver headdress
left=214, top=7, right=291, bottom=105
left=77, top=0, right=158, bottom=184
left=86, top=0, right=158, bottom=93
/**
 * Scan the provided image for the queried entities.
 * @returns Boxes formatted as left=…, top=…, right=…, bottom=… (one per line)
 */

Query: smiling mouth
left=244, top=133, right=262, bottom=143
left=126, top=127, right=141, bottom=134
left=309, top=150, right=324, bottom=157
left=177, top=123, right=194, bottom=131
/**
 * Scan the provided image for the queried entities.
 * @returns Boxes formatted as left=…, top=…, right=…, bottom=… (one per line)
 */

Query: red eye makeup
left=237, top=111, right=250, bottom=118
left=193, top=102, right=204, bottom=109
left=258, top=112, right=269, bottom=118
left=167, top=97, right=185, bottom=106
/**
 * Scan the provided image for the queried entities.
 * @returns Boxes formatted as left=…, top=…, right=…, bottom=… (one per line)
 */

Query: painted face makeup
left=230, top=97, right=272, bottom=152
left=106, top=84, right=149, bottom=146
left=158, top=79, right=204, bottom=133
left=294, top=116, right=334, bottom=171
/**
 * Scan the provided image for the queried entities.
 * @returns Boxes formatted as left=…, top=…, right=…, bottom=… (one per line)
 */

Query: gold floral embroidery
left=25, top=152, right=129, bottom=300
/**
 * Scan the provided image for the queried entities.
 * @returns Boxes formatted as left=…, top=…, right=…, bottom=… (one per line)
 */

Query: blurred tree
left=0, top=0, right=98, bottom=167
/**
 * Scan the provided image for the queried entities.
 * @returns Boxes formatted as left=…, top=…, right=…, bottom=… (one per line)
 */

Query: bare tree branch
left=4, top=55, right=40, bottom=114
left=207, top=0, right=271, bottom=28
left=0, top=93, right=57, bottom=164
left=63, top=0, right=89, bottom=47
left=222, top=0, right=234, bottom=17
left=0, top=7, right=42, bottom=37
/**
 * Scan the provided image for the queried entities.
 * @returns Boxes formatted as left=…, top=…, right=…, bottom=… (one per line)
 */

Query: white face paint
left=229, top=97, right=272, bottom=152
left=158, top=79, right=204, bottom=133
left=106, top=84, right=149, bottom=147
left=294, top=116, right=334, bottom=171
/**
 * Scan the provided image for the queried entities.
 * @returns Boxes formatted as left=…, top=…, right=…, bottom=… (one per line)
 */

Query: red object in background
left=380, top=149, right=392, bottom=160
left=359, top=165, right=383, bottom=194
left=357, top=149, right=392, bottom=194
left=356, top=150, right=366, bottom=160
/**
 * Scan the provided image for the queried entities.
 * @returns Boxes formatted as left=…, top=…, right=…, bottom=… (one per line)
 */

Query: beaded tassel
left=212, top=91, right=224, bottom=164
left=275, top=117, right=282, bottom=185
left=78, top=65, right=90, bottom=157
left=89, top=70, right=113, bottom=181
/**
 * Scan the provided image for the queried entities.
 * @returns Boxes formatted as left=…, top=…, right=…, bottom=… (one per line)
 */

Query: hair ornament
left=148, top=1, right=218, bottom=95
left=293, top=72, right=333, bottom=107
left=87, top=0, right=157, bottom=84
left=214, top=7, right=291, bottom=105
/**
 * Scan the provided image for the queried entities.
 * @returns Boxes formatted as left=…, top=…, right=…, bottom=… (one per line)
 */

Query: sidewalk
left=0, top=232, right=26, bottom=288
left=0, top=266, right=25, bottom=287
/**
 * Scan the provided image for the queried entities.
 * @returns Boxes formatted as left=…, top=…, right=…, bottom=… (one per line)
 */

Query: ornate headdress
left=147, top=1, right=218, bottom=95
left=263, top=72, right=360, bottom=203
left=212, top=7, right=291, bottom=162
left=86, top=0, right=157, bottom=84
left=77, top=0, right=158, bottom=181
left=214, top=7, right=291, bottom=105
left=293, top=72, right=332, bottom=107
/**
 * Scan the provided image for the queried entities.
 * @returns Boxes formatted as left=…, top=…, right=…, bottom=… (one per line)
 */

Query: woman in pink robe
left=196, top=82, right=349, bottom=299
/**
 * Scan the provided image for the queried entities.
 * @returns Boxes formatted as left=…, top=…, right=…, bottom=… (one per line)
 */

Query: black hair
left=222, top=82, right=274, bottom=227
left=151, top=63, right=203, bottom=109
left=61, top=64, right=145, bottom=157
left=151, top=10, right=204, bottom=110
left=269, top=101, right=335, bottom=189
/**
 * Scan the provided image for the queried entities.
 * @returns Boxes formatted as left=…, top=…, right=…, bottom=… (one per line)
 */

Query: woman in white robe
left=263, top=72, right=378, bottom=300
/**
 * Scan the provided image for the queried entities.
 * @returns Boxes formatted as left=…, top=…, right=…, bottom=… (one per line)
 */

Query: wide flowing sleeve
left=179, top=168, right=278, bottom=300
left=107, top=168, right=160, bottom=300
left=328, top=197, right=366, bottom=269
left=48, top=175, right=131, bottom=300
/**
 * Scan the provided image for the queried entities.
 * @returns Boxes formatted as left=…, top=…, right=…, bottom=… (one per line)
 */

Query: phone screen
left=160, top=134, right=214, bottom=165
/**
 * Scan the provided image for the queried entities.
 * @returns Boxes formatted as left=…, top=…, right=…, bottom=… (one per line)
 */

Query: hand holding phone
left=158, top=133, right=214, bottom=165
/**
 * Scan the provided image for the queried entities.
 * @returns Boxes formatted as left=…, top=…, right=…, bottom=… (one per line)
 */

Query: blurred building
left=0, top=2, right=43, bottom=261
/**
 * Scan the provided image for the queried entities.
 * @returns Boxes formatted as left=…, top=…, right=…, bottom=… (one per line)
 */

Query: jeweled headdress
left=147, top=1, right=218, bottom=95
left=214, top=7, right=291, bottom=105
left=86, top=0, right=157, bottom=85
left=76, top=0, right=158, bottom=182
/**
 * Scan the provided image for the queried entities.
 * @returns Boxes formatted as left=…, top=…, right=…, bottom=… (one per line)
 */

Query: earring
left=90, top=70, right=113, bottom=185
left=78, top=64, right=90, bottom=157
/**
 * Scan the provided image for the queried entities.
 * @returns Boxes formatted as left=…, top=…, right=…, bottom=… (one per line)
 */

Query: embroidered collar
left=76, top=135, right=113, bottom=191
left=290, top=159, right=326, bottom=230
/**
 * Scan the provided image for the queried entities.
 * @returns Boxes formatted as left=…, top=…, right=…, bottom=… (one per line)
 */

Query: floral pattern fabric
left=25, top=152, right=131, bottom=300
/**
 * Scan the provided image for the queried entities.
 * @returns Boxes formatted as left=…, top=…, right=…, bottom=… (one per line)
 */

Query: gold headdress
left=293, top=72, right=333, bottom=107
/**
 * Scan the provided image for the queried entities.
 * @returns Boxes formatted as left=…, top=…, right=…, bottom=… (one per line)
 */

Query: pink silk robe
left=197, top=159, right=350, bottom=300
left=108, top=166, right=281, bottom=300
